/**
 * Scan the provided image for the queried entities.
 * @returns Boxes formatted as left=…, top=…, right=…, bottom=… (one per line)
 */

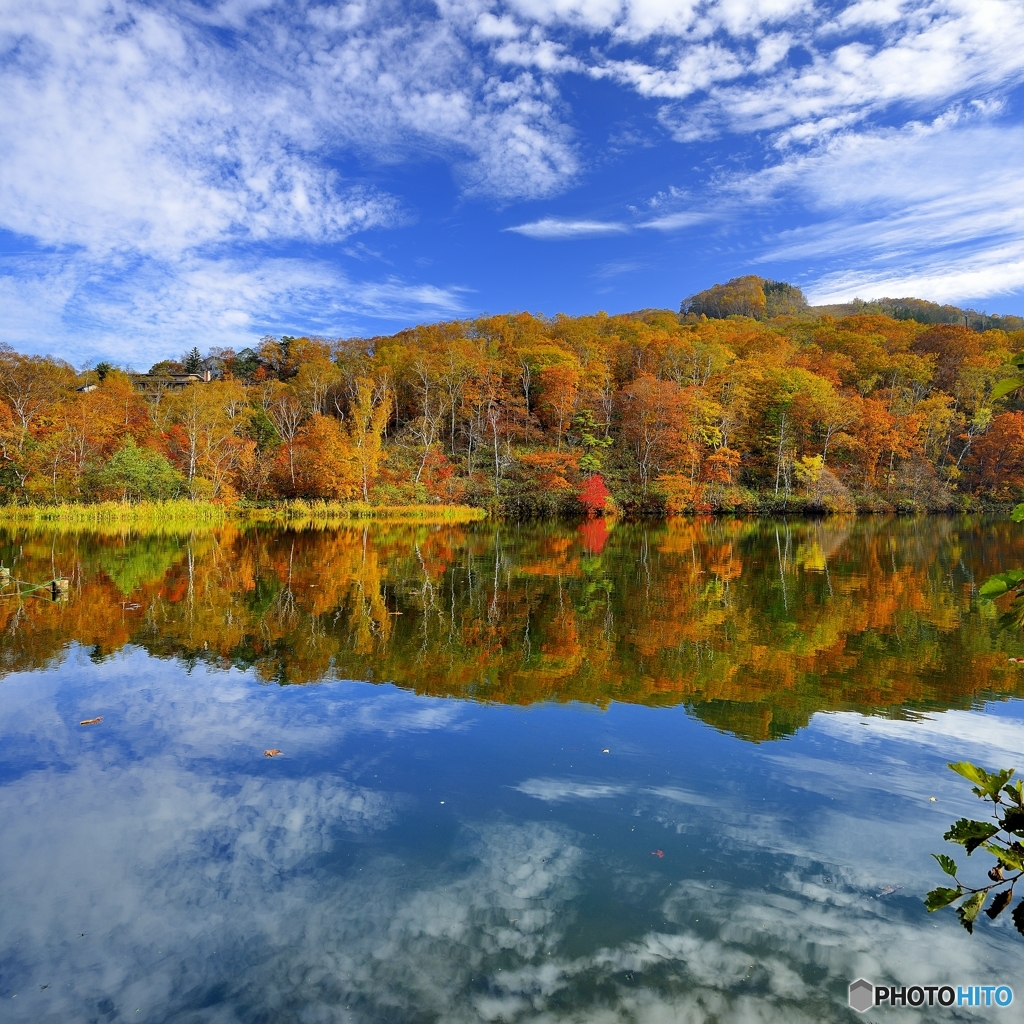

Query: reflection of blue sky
left=1, top=648, right=1021, bottom=1022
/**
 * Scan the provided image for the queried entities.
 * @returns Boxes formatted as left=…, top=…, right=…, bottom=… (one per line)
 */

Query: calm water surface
left=1, top=516, right=1023, bottom=1022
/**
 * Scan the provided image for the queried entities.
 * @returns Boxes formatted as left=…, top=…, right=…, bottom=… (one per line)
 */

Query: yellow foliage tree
left=349, top=377, right=390, bottom=501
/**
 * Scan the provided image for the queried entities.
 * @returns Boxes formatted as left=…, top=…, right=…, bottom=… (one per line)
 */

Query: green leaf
left=944, top=818, right=999, bottom=853
left=1004, top=781, right=1024, bottom=809
left=978, top=578, right=1009, bottom=598
left=982, top=843, right=1024, bottom=872
left=991, top=377, right=1024, bottom=401
left=948, top=761, right=990, bottom=785
left=982, top=769, right=1017, bottom=801
left=1013, top=899, right=1024, bottom=937
left=985, top=889, right=1013, bottom=920
left=1002, top=807, right=1024, bottom=836
left=978, top=574, right=1024, bottom=599
left=1011, top=504, right=1024, bottom=524
left=948, top=762, right=1016, bottom=800
left=924, top=886, right=962, bottom=912
left=957, top=891, right=986, bottom=933
left=932, top=853, right=958, bottom=877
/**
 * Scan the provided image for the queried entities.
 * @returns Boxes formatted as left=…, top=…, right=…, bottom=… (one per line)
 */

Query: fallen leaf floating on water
left=875, top=885, right=904, bottom=898
left=79, top=717, right=102, bottom=726
left=264, top=749, right=282, bottom=757
left=651, top=849, right=664, bottom=858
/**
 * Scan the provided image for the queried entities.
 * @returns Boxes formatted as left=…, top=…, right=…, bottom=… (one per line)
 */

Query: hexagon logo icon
left=849, top=978, right=874, bottom=1013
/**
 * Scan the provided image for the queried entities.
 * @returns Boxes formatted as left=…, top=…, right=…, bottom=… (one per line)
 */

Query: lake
left=1, top=516, right=1022, bottom=1022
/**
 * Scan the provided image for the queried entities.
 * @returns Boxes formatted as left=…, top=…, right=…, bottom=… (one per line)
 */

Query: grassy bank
left=241, top=500, right=487, bottom=524
left=0, top=494, right=1005, bottom=530
left=0, top=499, right=487, bottom=528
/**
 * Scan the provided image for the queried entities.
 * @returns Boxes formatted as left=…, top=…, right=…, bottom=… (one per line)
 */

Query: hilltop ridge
left=680, top=275, right=1024, bottom=332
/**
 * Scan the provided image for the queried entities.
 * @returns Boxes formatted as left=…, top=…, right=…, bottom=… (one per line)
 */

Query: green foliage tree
left=763, top=280, right=808, bottom=318
left=182, top=347, right=204, bottom=375
left=571, top=410, right=612, bottom=471
left=93, top=438, right=183, bottom=501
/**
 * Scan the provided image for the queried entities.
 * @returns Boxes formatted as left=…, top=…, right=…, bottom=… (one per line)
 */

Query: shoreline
left=0, top=500, right=488, bottom=527
left=0, top=497, right=1016, bottom=532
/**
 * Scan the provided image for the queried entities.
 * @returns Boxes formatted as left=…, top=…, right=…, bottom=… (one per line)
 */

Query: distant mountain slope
left=682, top=276, right=1024, bottom=332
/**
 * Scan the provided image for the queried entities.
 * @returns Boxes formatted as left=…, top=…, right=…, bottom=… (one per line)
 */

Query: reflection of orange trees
left=4, top=519, right=1024, bottom=740
left=517, top=535, right=580, bottom=578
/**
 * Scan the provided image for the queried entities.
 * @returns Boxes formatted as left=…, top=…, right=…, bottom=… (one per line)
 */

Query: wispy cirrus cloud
left=0, top=0, right=578, bottom=260
left=3, top=0, right=1024, bottom=359
left=740, top=119, right=1024, bottom=302
left=0, top=0, right=575, bottom=360
left=505, top=217, right=629, bottom=238
left=490, top=0, right=1024, bottom=142
left=480, top=0, right=1024, bottom=305
left=507, top=212, right=711, bottom=239
left=639, top=211, right=709, bottom=231
left=0, top=253, right=470, bottom=366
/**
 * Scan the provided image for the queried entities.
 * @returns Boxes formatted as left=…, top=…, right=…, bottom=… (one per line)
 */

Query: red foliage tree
left=578, top=473, right=611, bottom=517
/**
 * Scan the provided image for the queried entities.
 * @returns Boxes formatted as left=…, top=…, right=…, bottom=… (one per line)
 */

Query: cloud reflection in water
left=0, top=650, right=1021, bottom=1022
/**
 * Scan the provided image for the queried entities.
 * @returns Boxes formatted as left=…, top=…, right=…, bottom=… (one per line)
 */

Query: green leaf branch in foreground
left=977, top=522, right=1024, bottom=629
left=926, top=762, right=1024, bottom=935
left=989, top=352, right=1024, bottom=402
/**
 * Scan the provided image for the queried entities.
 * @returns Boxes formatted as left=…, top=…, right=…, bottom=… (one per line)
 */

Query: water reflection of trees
left=1, top=517, right=1022, bottom=742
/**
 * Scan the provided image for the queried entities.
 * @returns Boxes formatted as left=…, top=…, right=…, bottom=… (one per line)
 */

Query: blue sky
left=2, top=0, right=1024, bottom=366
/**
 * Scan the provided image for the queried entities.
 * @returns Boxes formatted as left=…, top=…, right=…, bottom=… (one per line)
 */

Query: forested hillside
left=682, top=274, right=1024, bottom=331
left=3, top=283, right=1024, bottom=514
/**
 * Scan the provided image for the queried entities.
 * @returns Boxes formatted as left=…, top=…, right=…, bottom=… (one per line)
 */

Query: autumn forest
left=4, top=277, right=1024, bottom=516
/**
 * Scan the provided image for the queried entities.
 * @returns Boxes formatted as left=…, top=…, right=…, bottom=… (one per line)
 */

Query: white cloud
left=0, top=0, right=579, bottom=260
left=0, top=253, right=470, bottom=365
left=11, top=0, right=1016, bottom=266
left=810, top=258, right=1024, bottom=307
left=506, top=208, right=709, bottom=240
left=736, top=121, right=1024, bottom=304
left=0, top=2, right=402, bottom=257
left=493, top=28, right=584, bottom=72
left=507, top=0, right=1024, bottom=143
left=4, top=0, right=1024, bottom=352
left=0, top=0, right=579, bottom=359
left=505, top=217, right=629, bottom=238
left=475, top=1, right=1024, bottom=294
left=640, top=211, right=708, bottom=231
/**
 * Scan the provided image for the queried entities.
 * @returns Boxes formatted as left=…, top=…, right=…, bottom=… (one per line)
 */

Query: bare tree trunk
left=774, top=414, right=787, bottom=497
